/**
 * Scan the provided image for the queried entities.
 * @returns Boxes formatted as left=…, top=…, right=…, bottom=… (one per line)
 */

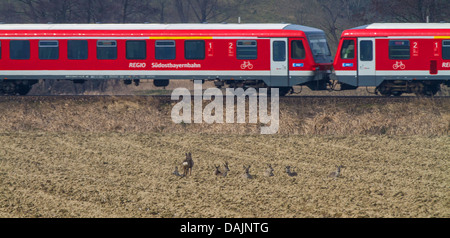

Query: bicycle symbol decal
left=393, top=61, right=406, bottom=70
left=240, top=61, right=254, bottom=70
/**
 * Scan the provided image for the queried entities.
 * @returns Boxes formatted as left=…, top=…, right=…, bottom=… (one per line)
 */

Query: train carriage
left=0, top=23, right=333, bottom=95
left=334, top=23, right=450, bottom=96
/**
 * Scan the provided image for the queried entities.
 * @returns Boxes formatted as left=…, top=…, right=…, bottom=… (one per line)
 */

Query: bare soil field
left=0, top=96, right=449, bottom=218
left=0, top=133, right=448, bottom=218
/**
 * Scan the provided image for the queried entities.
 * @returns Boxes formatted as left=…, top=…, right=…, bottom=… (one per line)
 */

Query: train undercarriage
left=216, top=79, right=330, bottom=96
left=375, top=80, right=443, bottom=97
left=213, top=79, right=291, bottom=96
left=0, top=80, right=38, bottom=95
left=1, top=78, right=447, bottom=97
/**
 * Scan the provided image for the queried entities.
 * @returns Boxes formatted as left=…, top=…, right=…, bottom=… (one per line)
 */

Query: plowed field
left=0, top=96, right=448, bottom=218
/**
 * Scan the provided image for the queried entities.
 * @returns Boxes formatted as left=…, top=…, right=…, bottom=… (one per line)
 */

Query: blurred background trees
left=0, top=0, right=448, bottom=49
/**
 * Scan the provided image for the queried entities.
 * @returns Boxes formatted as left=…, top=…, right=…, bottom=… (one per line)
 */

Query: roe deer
left=182, top=152, right=194, bottom=176
left=264, top=164, right=274, bottom=177
left=214, top=162, right=230, bottom=177
left=328, top=165, right=342, bottom=179
left=242, top=165, right=253, bottom=179
left=172, top=166, right=185, bottom=177
left=214, top=165, right=222, bottom=176
left=285, top=166, right=298, bottom=177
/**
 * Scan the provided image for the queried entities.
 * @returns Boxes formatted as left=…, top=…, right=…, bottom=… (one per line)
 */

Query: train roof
left=342, top=23, right=450, bottom=38
left=0, top=23, right=325, bottom=38
left=0, top=23, right=320, bottom=31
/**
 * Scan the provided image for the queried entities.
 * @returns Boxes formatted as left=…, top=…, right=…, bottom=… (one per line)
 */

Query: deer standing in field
left=182, top=152, right=194, bottom=176
left=328, top=165, right=343, bottom=179
left=285, top=166, right=298, bottom=177
left=242, top=165, right=253, bottom=179
left=264, top=164, right=274, bottom=177
left=214, top=162, right=230, bottom=177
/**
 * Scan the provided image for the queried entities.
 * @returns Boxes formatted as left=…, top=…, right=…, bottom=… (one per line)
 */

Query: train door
left=357, top=38, right=376, bottom=86
left=270, top=38, right=289, bottom=86
left=335, top=37, right=358, bottom=87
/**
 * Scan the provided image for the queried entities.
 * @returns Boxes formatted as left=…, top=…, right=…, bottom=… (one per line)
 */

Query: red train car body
left=0, top=23, right=333, bottom=95
left=334, top=23, right=450, bottom=96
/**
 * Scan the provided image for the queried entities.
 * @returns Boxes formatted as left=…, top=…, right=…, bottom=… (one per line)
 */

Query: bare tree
left=371, top=0, right=450, bottom=23
left=173, top=0, right=190, bottom=23
left=155, top=0, right=167, bottom=23
left=120, top=0, right=129, bottom=23
left=17, top=0, right=44, bottom=22
left=132, top=0, right=159, bottom=23
left=16, top=0, right=77, bottom=23
left=0, top=0, right=22, bottom=23
left=88, top=0, right=115, bottom=23
left=188, top=0, right=219, bottom=23
left=315, top=0, right=344, bottom=48
left=46, top=0, right=76, bottom=23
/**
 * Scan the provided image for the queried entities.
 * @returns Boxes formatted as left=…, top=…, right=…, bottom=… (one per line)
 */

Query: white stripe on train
left=0, top=70, right=316, bottom=77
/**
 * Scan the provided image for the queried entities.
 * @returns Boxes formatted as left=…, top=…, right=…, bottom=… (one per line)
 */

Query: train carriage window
left=155, top=40, right=176, bottom=60
left=291, top=40, right=305, bottom=59
left=389, top=40, right=410, bottom=60
left=273, top=41, right=286, bottom=62
left=237, top=40, right=257, bottom=60
left=340, top=40, right=355, bottom=59
left=185, top=40, right=205, bottom=60
left=360, top=40, right=373, bottom=61
left=97, top=40, right=117, bottom=60
left=443, top=40, right=450, bottom=60
left=68, top=40, right=88, bottom=60
left=126, top=40, right=146, bottom=60
left=309, top=37, right=331, bottom=57
left=10, top=40, right=30, bottom=60
left=39, top=40, right=59, bottom=60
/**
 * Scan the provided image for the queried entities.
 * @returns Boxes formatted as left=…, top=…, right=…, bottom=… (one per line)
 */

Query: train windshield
left=307, top=34, right=333, bottom=63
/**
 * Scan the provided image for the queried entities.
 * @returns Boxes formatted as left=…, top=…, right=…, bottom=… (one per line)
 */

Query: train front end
left=284, top=25, right=334, bottom=92
left=305, top=32, right=334, bottom=90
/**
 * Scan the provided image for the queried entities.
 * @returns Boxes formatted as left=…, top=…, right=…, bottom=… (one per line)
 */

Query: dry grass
left=0, top=96, right=448, bottom=135
left=0, top=96, right=448, bottom=218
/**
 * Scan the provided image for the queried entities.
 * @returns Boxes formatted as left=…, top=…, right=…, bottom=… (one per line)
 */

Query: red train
left=334, top=23, right=450, bottom=96
left=0, top=23, right=333, bottom=95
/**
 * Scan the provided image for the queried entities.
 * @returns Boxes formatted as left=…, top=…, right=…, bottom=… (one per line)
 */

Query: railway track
left=1, top=94, right=449, bottom=104
left=1, top=94, right=450, bottom=98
